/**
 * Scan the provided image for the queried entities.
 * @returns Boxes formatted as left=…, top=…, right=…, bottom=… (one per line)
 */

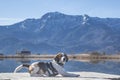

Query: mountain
left=0, top=12, right=120, bottom=54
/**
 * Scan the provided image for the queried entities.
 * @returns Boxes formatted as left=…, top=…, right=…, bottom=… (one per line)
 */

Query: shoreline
left=1, top=54, right=120, bottom=60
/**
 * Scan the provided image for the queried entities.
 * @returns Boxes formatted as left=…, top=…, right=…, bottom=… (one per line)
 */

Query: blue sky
left=0, top=0, right=120, bottom=25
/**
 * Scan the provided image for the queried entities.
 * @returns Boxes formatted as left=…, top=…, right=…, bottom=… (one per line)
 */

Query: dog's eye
left=63, top=58, right=66, bottom=61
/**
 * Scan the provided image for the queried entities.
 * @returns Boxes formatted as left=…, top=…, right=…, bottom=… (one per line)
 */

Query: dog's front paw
left=75, top=74, right=80, bottom=77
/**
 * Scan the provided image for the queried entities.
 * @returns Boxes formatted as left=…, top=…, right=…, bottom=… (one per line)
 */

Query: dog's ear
left=64, top=54, right=69, bottom=62
left=54, top=53, right=61, bottom=63
left=54, top=56, right=59, bottom=63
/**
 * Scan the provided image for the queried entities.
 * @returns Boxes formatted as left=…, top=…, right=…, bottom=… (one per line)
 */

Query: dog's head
left=54, top=52, right=68, bottom=66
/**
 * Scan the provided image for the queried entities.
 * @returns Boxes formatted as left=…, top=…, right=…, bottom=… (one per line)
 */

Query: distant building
left=0, top=53, right=4, bottom=57
left=0, top=53, right=4, bottom=60
left=0, top=53, right=4, bottom=56
left=16, top=50, right=31, bottom=56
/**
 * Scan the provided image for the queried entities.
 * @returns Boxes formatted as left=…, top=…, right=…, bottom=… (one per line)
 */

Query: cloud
left=0, top=18, right=23, bottom=21
left=0, top=18, right=24, bottom=26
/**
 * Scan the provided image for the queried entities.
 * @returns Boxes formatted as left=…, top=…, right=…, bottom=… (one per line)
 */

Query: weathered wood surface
left=0, top=72, right=120, bottom=80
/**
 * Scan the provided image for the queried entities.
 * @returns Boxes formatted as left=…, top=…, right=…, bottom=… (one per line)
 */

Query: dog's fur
left=14, top=53, right=80, bottom=77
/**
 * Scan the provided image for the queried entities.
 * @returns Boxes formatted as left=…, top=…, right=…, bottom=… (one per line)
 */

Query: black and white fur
left=14, top=53, right=80, bottom=77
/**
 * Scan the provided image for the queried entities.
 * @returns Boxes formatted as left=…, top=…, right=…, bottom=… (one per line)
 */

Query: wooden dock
left=0, top=72, right=120, bottom=80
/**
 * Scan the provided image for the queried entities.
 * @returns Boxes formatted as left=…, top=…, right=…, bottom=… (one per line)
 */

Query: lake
left=0, top=58, right=120, bottom=75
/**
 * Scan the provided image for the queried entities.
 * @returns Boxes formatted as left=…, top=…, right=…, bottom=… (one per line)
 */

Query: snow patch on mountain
left=21, top=23, right=26, bottom=29
left=82, top=14, right=89, bottom=25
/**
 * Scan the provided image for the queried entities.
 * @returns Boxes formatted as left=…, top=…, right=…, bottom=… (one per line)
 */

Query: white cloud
left=0, top=18, right=24, bottom=26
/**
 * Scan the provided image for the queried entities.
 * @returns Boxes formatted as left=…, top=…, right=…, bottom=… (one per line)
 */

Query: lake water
left=0, top=59, right=120, bottom=75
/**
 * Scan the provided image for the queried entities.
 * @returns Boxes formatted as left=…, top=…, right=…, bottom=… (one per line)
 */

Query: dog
left=14, top=53, right=80, bottom=77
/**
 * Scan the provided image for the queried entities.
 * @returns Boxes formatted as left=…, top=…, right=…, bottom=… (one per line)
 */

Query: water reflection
left=0, top=58, right=120, bottom=64
left=15, top=58, right=31, bottom=63
left=1, top=57, right=120, bottom=64
left=0, top=58, right=120, bottom=75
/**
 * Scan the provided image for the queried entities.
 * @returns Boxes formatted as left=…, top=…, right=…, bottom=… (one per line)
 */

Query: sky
left=0, top=0, right=120, bottom=25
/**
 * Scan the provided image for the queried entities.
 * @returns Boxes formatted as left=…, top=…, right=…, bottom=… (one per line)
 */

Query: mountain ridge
left=0, top=12, right=120, bottom=54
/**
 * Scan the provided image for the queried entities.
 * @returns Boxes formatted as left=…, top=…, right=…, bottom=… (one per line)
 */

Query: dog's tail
left=14, top=64, right=30, bottom=73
